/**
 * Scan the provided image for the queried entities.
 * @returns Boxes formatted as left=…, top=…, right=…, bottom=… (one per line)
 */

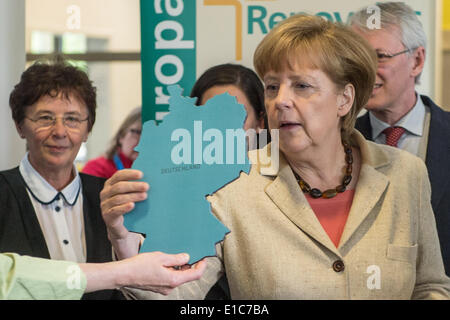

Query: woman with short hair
left=0, top=59, right=121, bottom=300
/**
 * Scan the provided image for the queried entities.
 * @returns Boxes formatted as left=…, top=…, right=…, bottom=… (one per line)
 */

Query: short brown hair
left=9, top=56, right=97, bottom=132
left=253, top=14, right=377, bottom=141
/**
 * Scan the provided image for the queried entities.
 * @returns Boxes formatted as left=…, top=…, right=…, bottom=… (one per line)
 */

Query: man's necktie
left=383, top=126, right=406, bottom=147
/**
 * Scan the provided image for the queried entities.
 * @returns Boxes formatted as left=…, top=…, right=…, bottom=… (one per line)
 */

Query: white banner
left=197, top=0, right=437, bottom=97
left=141, top=0, right=439, bottom=121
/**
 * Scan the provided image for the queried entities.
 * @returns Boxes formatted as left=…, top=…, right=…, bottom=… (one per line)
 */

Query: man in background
left=351, top=2, right=450, bottom=275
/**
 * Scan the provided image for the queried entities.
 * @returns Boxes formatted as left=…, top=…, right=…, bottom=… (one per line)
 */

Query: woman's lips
left=280, top=122, right=301, bottom=130
left=46, top=145, right=68, bottom=153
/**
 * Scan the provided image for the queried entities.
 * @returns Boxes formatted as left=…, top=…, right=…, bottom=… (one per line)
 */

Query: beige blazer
left=127, top=130, right=450, bottom=300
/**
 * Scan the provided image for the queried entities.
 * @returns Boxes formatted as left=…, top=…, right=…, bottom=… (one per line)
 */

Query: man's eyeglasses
left=376, top=47, right=417, bottom=63
left=25, top=114, right=89, bottom=130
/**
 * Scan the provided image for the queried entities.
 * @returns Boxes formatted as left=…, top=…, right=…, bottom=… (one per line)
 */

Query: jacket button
left=332, top=260, right=345, bottom=272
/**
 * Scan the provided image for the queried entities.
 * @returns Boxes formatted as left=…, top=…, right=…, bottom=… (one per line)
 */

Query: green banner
left=140, top=0, right=196, bottom=123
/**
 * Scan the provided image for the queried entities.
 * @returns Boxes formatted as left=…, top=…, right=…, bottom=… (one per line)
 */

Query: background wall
left=143, top=0, right=443, bottom=121
left=25, top=0, right=142, bottom=162
left=196, top=0, right=440, bottom=101
left=0, top=0, right=26, bottom=170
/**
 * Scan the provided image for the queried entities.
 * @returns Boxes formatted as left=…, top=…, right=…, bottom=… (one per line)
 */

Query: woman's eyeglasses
left=26, top=115, right=89, bottom=130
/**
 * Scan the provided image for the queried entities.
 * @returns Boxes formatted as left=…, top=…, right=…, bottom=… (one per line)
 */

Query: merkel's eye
left=265, top=84, right=278, bottom=91
left=294, top=83, right=310, bottom=89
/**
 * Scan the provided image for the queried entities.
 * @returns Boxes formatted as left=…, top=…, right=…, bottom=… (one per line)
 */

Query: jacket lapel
left=80, top=174, right=98, bottom=263
left=423, top=96, right=450, bottom=212
left=338, top=133, right=390, bottom=250
left=254, top=147, right=341, bottom=256
left=355, top=112, right=373, bottom=141
left=338, top=164, right=389, bottom=250
left=80, top=173, right=111, bottom=263
left=2, top=167, right=51, bottom=259
left=265, top=165, right=341, bottom=256
left=256, top=131, right=390, bottom=256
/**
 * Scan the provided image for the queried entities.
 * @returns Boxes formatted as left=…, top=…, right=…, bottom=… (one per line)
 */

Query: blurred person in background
left=82, top=107, right=141, bottom=179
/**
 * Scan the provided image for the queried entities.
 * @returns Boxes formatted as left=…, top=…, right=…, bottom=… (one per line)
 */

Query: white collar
left=19, top=153, right=81, bottom=205
left=370, top=93, right=426, bottom=140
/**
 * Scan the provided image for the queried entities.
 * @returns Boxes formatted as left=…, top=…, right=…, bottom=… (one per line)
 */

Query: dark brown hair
left=190, top=63, right=268, bottom=131
left=9, top=56, right=97, bottom=131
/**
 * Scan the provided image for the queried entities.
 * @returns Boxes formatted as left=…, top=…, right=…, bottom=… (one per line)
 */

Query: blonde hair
left=253, top=14, right=377, bottom=141
left=105, top=107, right=141, bottom=159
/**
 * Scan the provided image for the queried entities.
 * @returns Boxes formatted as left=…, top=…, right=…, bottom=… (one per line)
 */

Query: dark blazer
left=0, top=167, right=124, bottom=300
left=355, top=95, right=450, bottom=276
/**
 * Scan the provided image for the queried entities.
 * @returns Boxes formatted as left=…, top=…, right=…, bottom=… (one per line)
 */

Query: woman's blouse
left=20, top=153, right=86, bottom=263
left=305, top=190, right=355, bottom=248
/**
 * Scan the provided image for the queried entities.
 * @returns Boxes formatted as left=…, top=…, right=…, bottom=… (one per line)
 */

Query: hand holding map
left=124, top=85, right=251, bottom=264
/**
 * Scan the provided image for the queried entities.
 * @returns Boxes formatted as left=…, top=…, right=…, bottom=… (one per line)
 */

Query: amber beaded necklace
left=293, top=143, right=353, bottom=199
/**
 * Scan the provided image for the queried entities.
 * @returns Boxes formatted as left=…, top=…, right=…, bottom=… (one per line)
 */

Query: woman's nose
left=274, top=85, right=292, bottom=109
left=51, top=118, right=68, bottom=136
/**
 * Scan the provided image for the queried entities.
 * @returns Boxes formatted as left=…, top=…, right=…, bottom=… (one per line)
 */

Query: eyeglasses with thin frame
left=25, top=114, right=89, bottom=130
left=376, top=47, right=417, bottom=63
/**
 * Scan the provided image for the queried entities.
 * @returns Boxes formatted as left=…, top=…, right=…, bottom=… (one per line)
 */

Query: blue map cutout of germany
left=124, top=85, right=251, bottom=264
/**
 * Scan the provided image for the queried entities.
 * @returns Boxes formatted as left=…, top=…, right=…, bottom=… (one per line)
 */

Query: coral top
left=305, top=190, right=355, bottom=248
left=81, top=151, right=133, bottom=179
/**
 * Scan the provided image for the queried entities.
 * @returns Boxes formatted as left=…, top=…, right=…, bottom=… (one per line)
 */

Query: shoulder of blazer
left=0, top=166, right=51, bottom=259
left=423, top=95, right=450, bottom=131
left=79, top=172, right=106, bottom=192
left=0, top=166, right=22, bottom=184
left=355, top=112, right=373, bottom=141
left=0, top=167, right=31, bottom=205
left=421, top=95, right=450, bottom=168
left=0, top=167, right=25, bottom=209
